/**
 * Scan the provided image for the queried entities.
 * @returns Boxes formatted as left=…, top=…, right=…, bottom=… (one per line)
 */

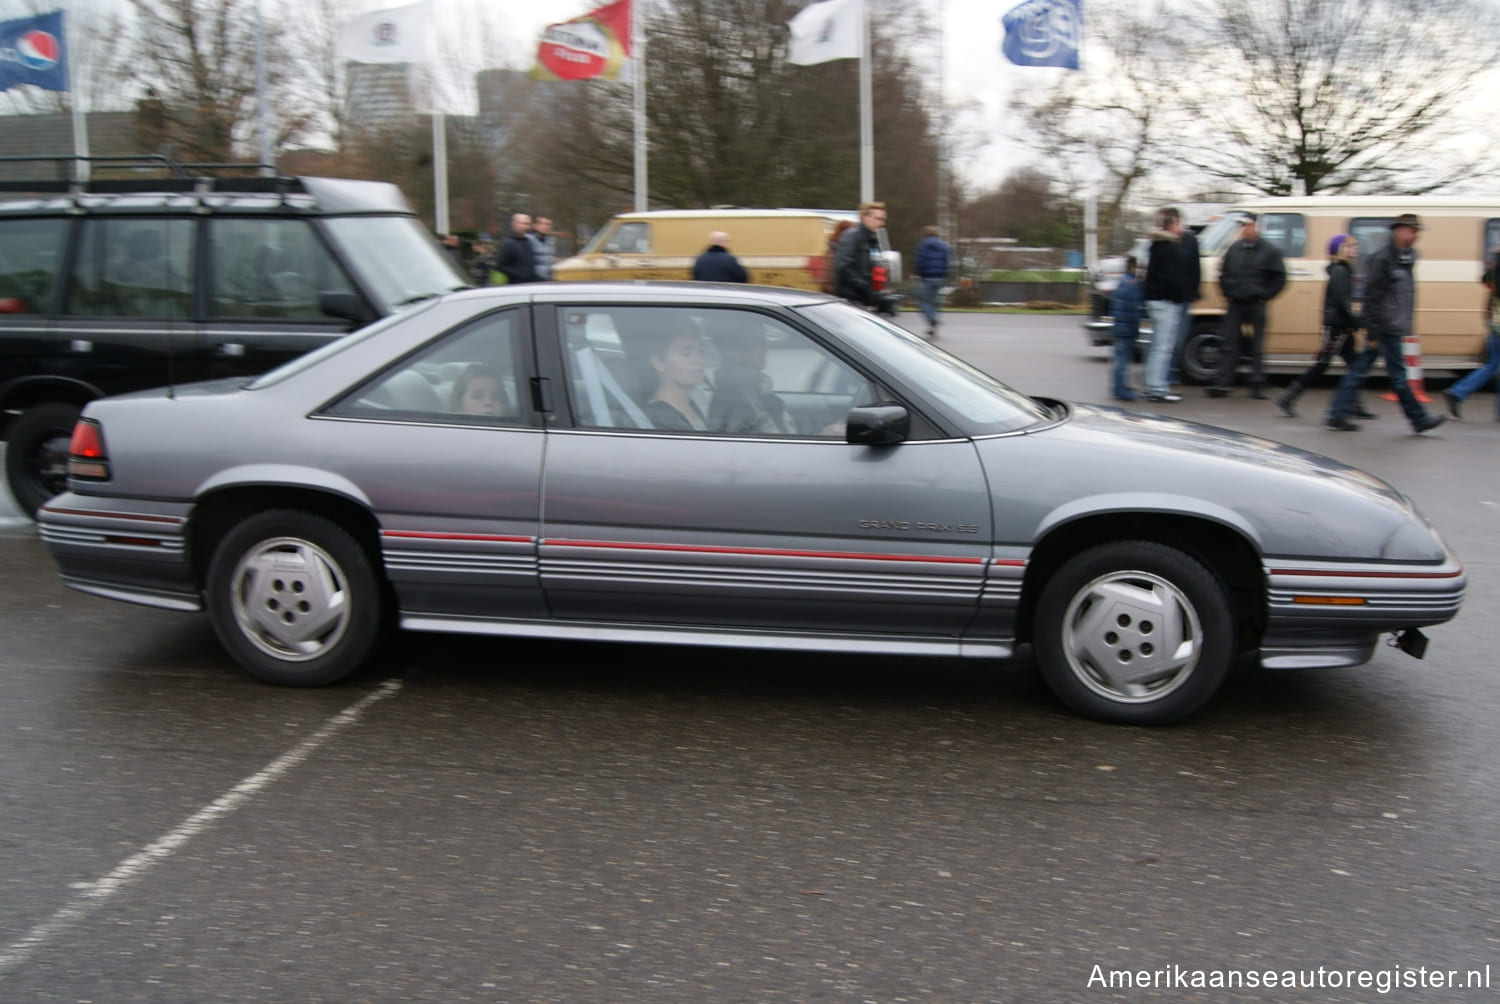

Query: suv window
left=0, top=217, right=67, bottom=314
left=209, top=218, right=355, bottom=319
left=65, top=218, right=195, bottom=318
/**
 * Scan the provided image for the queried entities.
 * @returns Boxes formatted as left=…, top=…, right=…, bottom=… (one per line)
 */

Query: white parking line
left=0, top=679, right=403, bottom=977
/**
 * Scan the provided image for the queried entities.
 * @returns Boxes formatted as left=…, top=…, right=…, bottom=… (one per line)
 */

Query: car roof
left=0, top=174, right=415, bottom=218
left=447, top=280, right=838, bottom=308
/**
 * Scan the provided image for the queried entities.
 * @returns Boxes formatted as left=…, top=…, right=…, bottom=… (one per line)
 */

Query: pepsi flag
left=1001, top=0, right=1080, bottom=70
left=0, top=9, right=68, bottom=93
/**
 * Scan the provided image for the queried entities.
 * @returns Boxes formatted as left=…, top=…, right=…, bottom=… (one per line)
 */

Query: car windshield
left=798, top=301, right=1052, bottom=434
left=321, top=216, right=469, bottom=313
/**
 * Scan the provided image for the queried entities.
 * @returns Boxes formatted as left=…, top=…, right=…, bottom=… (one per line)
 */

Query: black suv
left=0, top=155, right=469, bottom=517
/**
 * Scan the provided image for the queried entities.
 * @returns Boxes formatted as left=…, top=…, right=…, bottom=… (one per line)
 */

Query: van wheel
left=5, top=402, right=81, bottom=519
left=1177, top=320, right=1226, bottom=386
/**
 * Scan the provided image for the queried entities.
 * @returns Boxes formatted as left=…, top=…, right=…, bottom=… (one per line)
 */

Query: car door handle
left=1288, top=269, right=1316, bottom=277
left=69, top=339, right=94, bottom=353
left=216, top=342, right=246, bottom=357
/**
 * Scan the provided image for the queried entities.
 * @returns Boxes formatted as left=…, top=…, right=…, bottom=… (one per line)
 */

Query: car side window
left=0, top=217, right=68, bottom=314
left=558, top=305, right=878, bottom=437
left=65, top=218, right=194, bottom=318
left=209, top=217, right=355, bottom=319
left=327, top=308, right=525, bottom=425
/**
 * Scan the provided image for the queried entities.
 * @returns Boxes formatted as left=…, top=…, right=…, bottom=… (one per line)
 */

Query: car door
left=56, top=216, right=202, bottom=393
left=202, top=216, right=359, bottom=380
left=318, top=304, right=545, bottom=620
left=536, top=303, right=993, bottom=637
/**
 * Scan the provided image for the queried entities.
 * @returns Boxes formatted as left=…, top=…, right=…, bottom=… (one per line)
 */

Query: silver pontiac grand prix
left=38, top=283, right=1465, bottom=724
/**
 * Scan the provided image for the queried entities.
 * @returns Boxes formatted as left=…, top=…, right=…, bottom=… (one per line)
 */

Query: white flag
left=338, top=1, right=430, bottom=65
left=787, top=0, right=860, bottom=66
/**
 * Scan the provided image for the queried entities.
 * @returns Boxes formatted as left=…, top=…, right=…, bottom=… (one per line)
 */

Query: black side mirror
left=845, top=404, right=909, bottom=445
left=318, top=290, right=377, bottom=329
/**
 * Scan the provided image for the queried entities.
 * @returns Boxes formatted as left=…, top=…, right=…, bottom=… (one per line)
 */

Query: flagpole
left=65, top=11, right=89, bottom=183
left=633, top=0, right=647, bottom=212
left=429, top=60, right=449, bottom=236
left=858, top=0, right=873, bottom=202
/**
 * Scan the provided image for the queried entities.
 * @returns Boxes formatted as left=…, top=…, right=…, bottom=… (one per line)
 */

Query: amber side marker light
left=1291, top=595, right=1367, bottom=606
left=67, top=419, right=110, bottom=480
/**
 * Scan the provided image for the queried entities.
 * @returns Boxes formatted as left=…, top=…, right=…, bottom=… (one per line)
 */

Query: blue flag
left=1, top=9, right=69, bottom=93
left=1001, top=0, right=1081, bottom=70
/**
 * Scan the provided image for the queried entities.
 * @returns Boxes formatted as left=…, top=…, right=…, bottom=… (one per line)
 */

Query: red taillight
left=808, top=255, right=826, bottom=288
left=68, top=419, right=110, bottom=480
left=0, top=297, right=25, bottom=314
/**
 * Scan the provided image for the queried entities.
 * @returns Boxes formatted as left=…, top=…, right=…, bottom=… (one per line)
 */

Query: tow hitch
left=1391, top=629, right=1429, bottom=660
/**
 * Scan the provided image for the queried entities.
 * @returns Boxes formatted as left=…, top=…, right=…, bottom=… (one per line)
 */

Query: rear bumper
left=37, top=493, right=201, bottom=612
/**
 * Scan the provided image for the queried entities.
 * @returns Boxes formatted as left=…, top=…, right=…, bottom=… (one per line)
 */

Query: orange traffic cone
left=1382, top=334, right=1432, bottom=402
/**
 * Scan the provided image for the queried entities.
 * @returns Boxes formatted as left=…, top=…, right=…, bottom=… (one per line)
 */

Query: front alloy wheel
left=1035, top=542, right=1233, bottom=724
left=206, top=510, right=384, bottom=686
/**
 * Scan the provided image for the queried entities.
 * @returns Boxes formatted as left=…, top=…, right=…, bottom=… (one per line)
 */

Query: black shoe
left=1350, top=405, right=1378, bottom=419
left=1276, top=393, right=1297, bottom=417
left=1145, top=392, right=1182, bottom=403
left=1250, top=387, right=1269, bottom=400
left=1206, top=387, right=1229, bottom=398
left=1326, top=416, right=1359, bottom=431
left=1442, top=389, right=1462, bottom=419
left=1413, top=414, right=1448, bottom=434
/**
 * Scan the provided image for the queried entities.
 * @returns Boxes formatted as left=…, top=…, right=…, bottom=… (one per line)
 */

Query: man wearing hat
left=1209, top=213, right=1285, bottom=398
left=1326, top=213, right=1447, bottom=433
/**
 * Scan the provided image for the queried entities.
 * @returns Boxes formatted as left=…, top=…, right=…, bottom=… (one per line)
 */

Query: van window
left=599, top=222, right=651, bottom=254
left=1350, top=217, right=1395, bottom=260
left=1259, top=214, right=1305, bottom=256
left=1483, top=219, right=1500, bottom=262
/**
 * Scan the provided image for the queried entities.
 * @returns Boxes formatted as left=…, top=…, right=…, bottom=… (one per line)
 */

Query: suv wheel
left=5, top=402, right=81, bottom=518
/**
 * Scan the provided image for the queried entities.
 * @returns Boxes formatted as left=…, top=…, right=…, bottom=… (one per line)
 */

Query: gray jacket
left=1362, top=241, right=1417, bottom=339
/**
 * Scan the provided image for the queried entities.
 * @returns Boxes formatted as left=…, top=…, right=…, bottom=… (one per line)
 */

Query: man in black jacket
left=497, top=212, right=540, bottom=285
left=1276, top=234, right=1375, bottom=419
left=834, top=201, right=886, bottom=310
left=692, top=231, right=749, bottom=283
left=1209, top=214, right=1285, bottom=398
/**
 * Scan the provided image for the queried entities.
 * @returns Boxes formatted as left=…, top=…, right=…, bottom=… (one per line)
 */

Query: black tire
left=1177, top=319, right=1227, bottom=386
left=1033, top=541, right=1234, bottom=725
left=205, top=510, right=385, bottom=686
left=5, top=402, right=82, bottom=519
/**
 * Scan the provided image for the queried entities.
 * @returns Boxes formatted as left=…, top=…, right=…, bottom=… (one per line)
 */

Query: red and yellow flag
left=530, top=0, right=633, bottom=82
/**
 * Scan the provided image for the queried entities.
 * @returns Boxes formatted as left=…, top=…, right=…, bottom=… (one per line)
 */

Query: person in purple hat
left=1275, top=233, right=1376, bottom=418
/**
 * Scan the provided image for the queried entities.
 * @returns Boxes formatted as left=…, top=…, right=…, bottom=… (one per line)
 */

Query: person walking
left=1142, top=207, right=1192, bottom=403
left=913, top=225, right=950, bottom=337
left=1108, top=255, right=1144, bottom=401
left=1209, top=213, right=1286, bottom=398
left=1440, top=251, right=1500, bottom=420
left=1326, top=214, right=1447, bottom=433
left=691, top=231, right=750, bottom=283
left=834, top=201, right=886, bottom=311
left=1276, top=234, right=1376, bottom=419
left=497, top=212, right=540, bottom=285
left=527, top=215, right=556, bottom=281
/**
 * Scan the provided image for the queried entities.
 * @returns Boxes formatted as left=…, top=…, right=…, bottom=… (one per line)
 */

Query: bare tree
left=127, top=0, right=314, bottom=163
left=1184, top=0, right=1500, bottom=195
left=1007, top=1, right=1183, bottom=250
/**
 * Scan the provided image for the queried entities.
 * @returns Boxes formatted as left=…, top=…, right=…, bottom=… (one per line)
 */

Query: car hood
left=975, top=402, right=1440, bottom=561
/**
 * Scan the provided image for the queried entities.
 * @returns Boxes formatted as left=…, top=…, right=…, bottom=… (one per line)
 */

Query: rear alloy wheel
left=5, top=402, right=82, bottom=519
left=1034, top=542, right=1234, bottom=724
left=206, top=510, right=384, bottom=686
left=1177, top=320, right=1227, bottom=386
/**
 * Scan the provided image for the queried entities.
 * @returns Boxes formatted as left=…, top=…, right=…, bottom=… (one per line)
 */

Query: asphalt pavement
left=1, top=312, right=1497, bottom=1002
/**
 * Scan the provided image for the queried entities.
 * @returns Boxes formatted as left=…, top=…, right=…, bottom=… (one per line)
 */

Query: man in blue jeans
left=913, top=225, right=949, bottom=338
left=1327, top=214, right=1447, bottom=433
left=1441, top=254, right=1500, bottom=420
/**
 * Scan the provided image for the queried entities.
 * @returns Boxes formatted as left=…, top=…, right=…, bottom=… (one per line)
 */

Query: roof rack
left=0, top=154, right=300, bottom=196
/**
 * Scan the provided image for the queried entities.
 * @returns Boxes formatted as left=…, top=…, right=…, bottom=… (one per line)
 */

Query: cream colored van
left=1175, top=197, right=1497, bottom=384
left=554, top=208, right=900, bottom=291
